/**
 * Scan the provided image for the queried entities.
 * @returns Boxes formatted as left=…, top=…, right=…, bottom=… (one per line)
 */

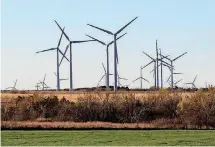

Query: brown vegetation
left=1, top=87, right=215, bottom=129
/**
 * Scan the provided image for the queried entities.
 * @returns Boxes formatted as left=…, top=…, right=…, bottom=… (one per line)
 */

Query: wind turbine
left=86, top=33, right=126, bottom=88
left=159, top=52, right=187, bottom=88
left=185, top=75, right=197, bottom=89
left=36, top=27, right=69, bottom=91
left=142, top=51, right=172, bottom=89
left=132, top=66, right=149, bottom=89
left=6, top=79, right=18, bottom=90
left=35, top=83, right=41, bottom=91
left=39, top=74, right=49, bottom=90
left=97, top=63, right=113, bottom=87
left=87, top=16, right=138, bottom=91
left=54, top=20, right=96, bottom=91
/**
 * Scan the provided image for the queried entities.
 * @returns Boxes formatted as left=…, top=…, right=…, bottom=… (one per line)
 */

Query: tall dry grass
left=1, top=87, right=215, bottom=129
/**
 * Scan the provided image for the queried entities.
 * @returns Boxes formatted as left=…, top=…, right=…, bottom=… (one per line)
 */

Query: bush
left=1, top=88, right=215, bottom=129
left=178, top=87, right=215, bottom=128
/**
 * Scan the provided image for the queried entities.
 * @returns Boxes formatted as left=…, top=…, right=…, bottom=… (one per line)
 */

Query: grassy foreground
left=1, top=130, right=215, bottom=146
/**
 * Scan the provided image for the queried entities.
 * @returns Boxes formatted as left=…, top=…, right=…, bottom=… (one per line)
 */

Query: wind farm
left=1, top=1, right=215, bottom=146
left=2, top=17, right=208, bottom=93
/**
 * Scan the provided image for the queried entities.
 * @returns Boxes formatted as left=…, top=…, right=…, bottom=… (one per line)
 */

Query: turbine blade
left=57, top=27, right=65, bottom=48
left=133, top=77, right=140, bottom=83
left=98, top=74, right=105, bottom=85
left=119, top=82, right=123, bottom=87
left=168, top=81, right=171, bottom=86
left=173, top=73, right=183, bottom=74
left=58, top=49, right=69, bottom=63
left=72, top=40, right=95, bottom=43
left=43, top=74, right=46, bottom=82
left=193, top=75, right=197, bottom=83
left=36, top=48, right=56, bottom=53
left=160, top=60, right=173, bottom=67
left=43, top=82, right=48, bottom=87
left=162, top=63, right=174, bottom=69
left=142, top=61, right=154, bottom=69
left=119, top=77, right=128, bottom=80
left=60, top=78, right=68, bottom=81
left=87, top=24, right=113, bottom=35
left=116, top=16, right=138, bottom=35
left=108, top=33, right=127, bottom=46
left=175, top=79, right=182, bottom=85
left=193, top=84, right=196, bottom=88
left=54, top=20, right=70, bottom=41
left=166, top=75, right=171, bottom=83
left=151, top=63, right=161, bottom=73
left=173, top=52, right=187, bottom=61
left=14, top=79, right=17, bottom=88
left=60, top=43, right=70, bottom=65
left=102, top=62, right=106, bottom=73
left=141, top=77, right=150, bottom=83
left=6, top=87, right=13, bottom=89
left=150, top=68, right=155, bottom=73
left=159, top=53, right=171, bottom=61
left=142, top=51, right=154, bottom=60
left=86, top=34, right=106, bottom=45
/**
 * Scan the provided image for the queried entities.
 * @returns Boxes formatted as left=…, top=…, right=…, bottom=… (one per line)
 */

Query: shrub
left=1, top=88, right=215, bottom=129
left=178, top=87, right=215, bottom=128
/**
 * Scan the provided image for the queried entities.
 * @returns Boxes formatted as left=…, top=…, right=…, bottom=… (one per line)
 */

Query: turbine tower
left=87, top=16, right=138, bottom=91
left=156, top=40, right=159, bottom=89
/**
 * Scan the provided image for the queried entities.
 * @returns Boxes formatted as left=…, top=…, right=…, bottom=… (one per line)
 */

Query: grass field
left=2, top=130, right=215, bottom=146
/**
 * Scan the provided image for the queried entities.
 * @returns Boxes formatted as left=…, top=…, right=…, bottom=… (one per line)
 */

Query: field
left=0, top=90, right=194, bottom=103
left=2, top=130, right=215, bottom=146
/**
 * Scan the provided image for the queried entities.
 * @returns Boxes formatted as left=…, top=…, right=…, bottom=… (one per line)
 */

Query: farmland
left=2, top=130, right=215, bottom=146
left=0, top=89, right=195, bottom=103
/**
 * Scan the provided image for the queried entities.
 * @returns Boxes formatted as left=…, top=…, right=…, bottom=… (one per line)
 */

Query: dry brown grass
left=1, top=88, right=214, bottom=129
left=0, top=120, right=170, bottom=129
left=0, top=90, right=194, bottom=103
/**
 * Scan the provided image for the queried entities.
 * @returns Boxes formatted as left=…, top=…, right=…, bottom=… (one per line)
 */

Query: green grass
left=1, top=130, right=215, bottom=146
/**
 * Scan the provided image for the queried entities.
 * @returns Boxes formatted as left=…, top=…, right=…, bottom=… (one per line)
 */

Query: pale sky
left=1, top=0, right=215, bottom=90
